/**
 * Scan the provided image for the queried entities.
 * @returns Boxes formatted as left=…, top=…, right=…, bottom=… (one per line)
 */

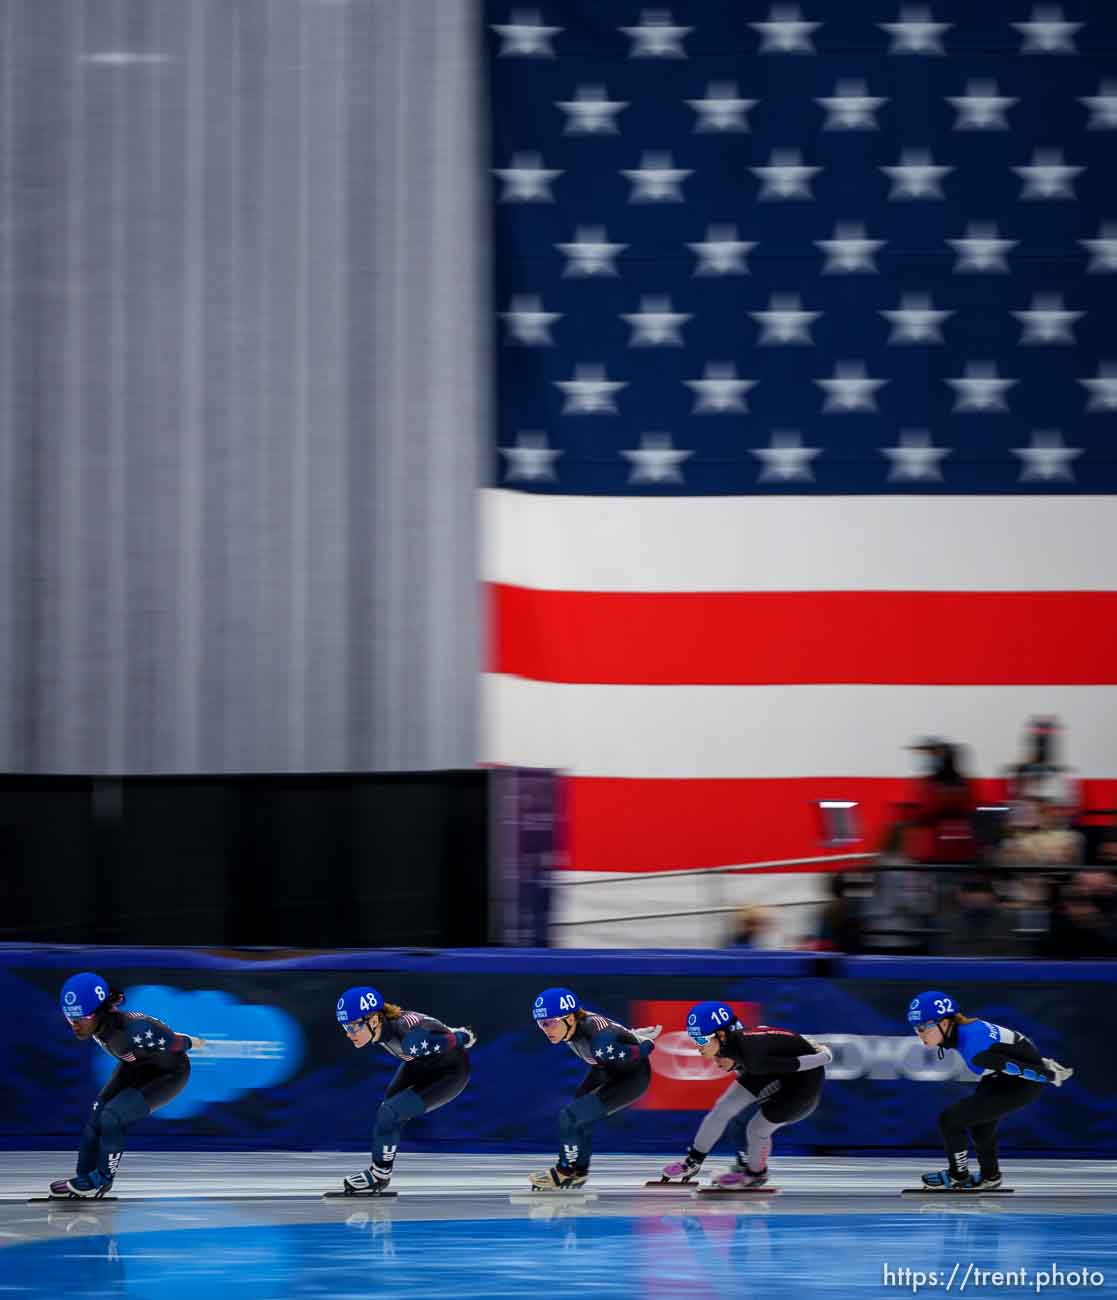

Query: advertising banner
left=2, top=953, right=1112, bottom=1157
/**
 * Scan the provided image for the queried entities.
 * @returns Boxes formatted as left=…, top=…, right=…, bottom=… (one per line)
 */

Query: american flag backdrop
left=482, top=2, right=1117, bottom=874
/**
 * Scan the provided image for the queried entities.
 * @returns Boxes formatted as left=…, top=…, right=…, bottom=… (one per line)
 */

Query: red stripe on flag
left=565, top=775, right=1012, bottom=873
left=490, top=585, right=1117, bottom=685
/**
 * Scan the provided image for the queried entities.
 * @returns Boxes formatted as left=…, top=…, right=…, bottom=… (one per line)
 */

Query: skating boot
left=712, top=1159, right=769, bottom=1191
left=658, top=1150, right=705, bottom=1184
left=529, top=1165, right=588, bottom=1192
left=921, top=1168, right=976, bottom=1191
left=48, top=1172, right=113, bottom=1199
left=342, top=1164, right=393, bottom=1197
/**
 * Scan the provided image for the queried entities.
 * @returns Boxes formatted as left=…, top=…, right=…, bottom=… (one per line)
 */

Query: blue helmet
left=60, top=972, right=110, bottom=1021
left=686, top=1000, right=740, bottom=1043
left=907, top=990, right=957, bottom=1031
left=532, top=987, right=580, bottom=1021
left=336, top=986, right=384, bottom=1025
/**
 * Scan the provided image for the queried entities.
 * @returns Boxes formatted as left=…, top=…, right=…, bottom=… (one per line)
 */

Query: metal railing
left=550, top=899, right=816, bottom=929
left=550, top=851, right=876, bottom=888
left=549, top=851, right=876, bottom=932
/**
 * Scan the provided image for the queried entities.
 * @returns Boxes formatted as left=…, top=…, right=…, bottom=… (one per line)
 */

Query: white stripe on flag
left=481, top=675, right=1117, bottom=779
left=482, top=489, right=1117, bottom=593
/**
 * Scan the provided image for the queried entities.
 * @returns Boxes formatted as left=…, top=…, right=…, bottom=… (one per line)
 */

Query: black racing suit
left=368, top=1010, right=471, bottom=1172
left=689, top=1026, right=828, bottom=1170
left=716, top=1026, right=828, bottom=1124
left=557, top=1013, right=653, bottom=1173
left=938, top=1020, right=1052, bottom=1180
left=78, top=1010, right=194, bottom=1180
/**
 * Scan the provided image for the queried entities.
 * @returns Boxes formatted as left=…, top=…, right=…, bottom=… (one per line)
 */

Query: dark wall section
left=0, top=773, right=489, bottom=948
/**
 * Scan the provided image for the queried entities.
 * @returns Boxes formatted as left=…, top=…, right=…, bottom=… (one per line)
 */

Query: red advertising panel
left=632, top=999, right=761, bottom=1110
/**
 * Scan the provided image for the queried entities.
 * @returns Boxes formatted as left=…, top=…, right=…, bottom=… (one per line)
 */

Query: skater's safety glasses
left=342, top=1019, right=369, bottom=1036
left=688, top=1032, right=712, bottom=1046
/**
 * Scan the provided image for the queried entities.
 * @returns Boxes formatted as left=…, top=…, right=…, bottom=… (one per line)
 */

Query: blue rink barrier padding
left=1, top=947, right=1114, bottom=1155
left=0, top=945, right=821, bottom=974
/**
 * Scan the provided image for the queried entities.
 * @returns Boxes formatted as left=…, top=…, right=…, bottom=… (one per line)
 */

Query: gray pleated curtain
left=0, top=0, right=487, bottom=772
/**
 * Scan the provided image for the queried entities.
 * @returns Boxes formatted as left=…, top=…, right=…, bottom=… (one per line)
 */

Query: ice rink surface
left=3, top=1154, right=1117, bottom=1298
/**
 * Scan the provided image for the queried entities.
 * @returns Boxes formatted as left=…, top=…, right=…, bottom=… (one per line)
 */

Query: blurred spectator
left=999, top=871, right=1051, bottom=951
left=881, top=738, right=976, bottom=865
left=1043, top=870, right=1117, bottom=959
left=1078, top=870, right=1117, bottom=921
left=998, top=798, right=1084, bottom=868
left=814, top=872, right=867, bottom=953
left=1006, top=715, right=1079, bottom=811
left=934, top=875, right=1020, bottom=956
left=858, top=868, right=938, bottom=955
left=726, top=904, right=776, bottom=949
left=804, top=857, right=1115, bottom=957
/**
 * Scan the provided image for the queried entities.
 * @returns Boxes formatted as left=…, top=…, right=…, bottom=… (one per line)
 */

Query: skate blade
left=513, top=1191, right=597, bottom=1202
left=323, top=1189, right=398, bottom=1199
left=697, top=1186, right=779, bottom=1196
left=644, top=1180, right=698, bottom=1189
left=902, top=1187, right=1013, bottom=1196
left=31, top=1196, right=119, bottom=1204
left=508, top=1193, right=598, bottom=1208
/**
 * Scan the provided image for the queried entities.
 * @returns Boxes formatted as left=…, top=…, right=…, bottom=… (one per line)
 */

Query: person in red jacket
left=891, top=739, right=977, bottom=865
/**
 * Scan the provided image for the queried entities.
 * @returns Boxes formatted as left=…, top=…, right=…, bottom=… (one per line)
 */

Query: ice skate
left=341, top=1165, right=393, bottom=1197
left=529, top=1165, right=588, bottom=1192
left=711, top=1160, right=769, bottom=1191
left=921, top=1168, right=975, bottom=1191
left=48, top=1172, right=113, bottom=1199
left=653, top=1152, right=704, bottom=1185
left=904, top=1170, right=1013, bottom=1195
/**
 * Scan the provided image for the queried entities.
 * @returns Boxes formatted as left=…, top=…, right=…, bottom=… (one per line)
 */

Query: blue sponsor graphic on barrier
left=92, top=986, right=304, bottom=1119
